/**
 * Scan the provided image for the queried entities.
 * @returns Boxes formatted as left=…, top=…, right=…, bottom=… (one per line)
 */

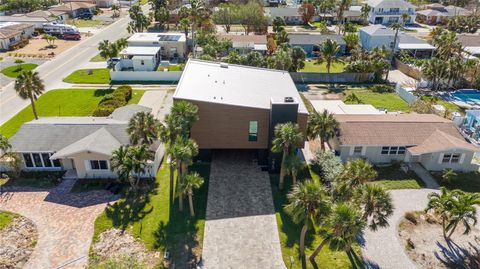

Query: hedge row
left=93, top=86, right=132, bottom=116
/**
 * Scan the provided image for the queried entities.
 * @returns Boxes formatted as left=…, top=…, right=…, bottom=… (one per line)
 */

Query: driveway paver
left=0, top=180, right=117, bottom=269
left=202, top=151, right=286, bottom=269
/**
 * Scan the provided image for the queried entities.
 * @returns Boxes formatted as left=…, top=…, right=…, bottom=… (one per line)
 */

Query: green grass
left=0, top=211, right=17, bottom=231
left=0, top=177, right=59, bottom=188
left=1, top=63, right=38, bottom=78
left=157, top=65, right=184, bottom=71
left=67, top=19, right=103, bottom=27
left=63, top=68, right=110, bottom=84
left=432, top=171, right=480, bottom=193
left=372, top=166, right=425, bottom=189
left=421, top=96, right=461, bottom=112
left=344, top=88, right=411, bottom=112
left=300, top=61, right=345, bottom=73
left=0, top=88, right=144, bottom=138
left=90, top=54, right=107, bottom=62
left=92, top=161, right=210, bottom=267
left=271, top=171, right=363, bottom=269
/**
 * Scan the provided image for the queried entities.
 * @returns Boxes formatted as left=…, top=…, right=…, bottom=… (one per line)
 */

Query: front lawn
left=67, top=19, right=103, bottom=28
left=344, top=88, right=411, bottom=112
left=63, top=68, right=110, bottom=84
left=432, top=171, right=480, bottom=193
left=300, top=61, right=345, bottom=73
left=90, top=54, right=106, bottom=62
left=372, top=166, right=425, bottom=189
left=0, top=211, right=17, bottom=230
left=421, top=96, right=461, bottom=112
left=270, top=173, right=363, bottom=269
left=92, top=161, right=210, bottom=267
left=1, top=63, right=38, bottom=78
left=0, top=88, right=144, bottom=138
left=157, top=64, right=184, bottom=71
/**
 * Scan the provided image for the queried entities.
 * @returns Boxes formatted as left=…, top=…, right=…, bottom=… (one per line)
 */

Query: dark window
left=41, top=153, right=52, bottom=167
left=381, top=147, right=389, bottom=155
left=90, top=160, right=108, bottom=170
left=398, top=147, right=406, bottom=155
left=32, top=153, right=43, bottom=167
left=389, top=147, right=398, bottom=155
left=52, top=159, right=62, bottom=167
left=248, top=121, right=258, bottom=142
left=442, top=154, right=452, bottom=163
left=353, top=146, right=362, bottom=154
left=90, top=160, right=100, bottom=170
left=99, top=160, right=108, bottom=170
left=451, top=154, right=460, bottom=163
left=23, top=153, right=34, bottom=168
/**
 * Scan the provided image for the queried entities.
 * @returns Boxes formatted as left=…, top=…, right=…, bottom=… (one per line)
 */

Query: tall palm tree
left=284, top=154, right=305, bottom=186
left=339, top=158, right=377, bottom=187
left=162, top=113, right=183, bottom=199
left=307, top=110, right=339, bottom=151
left=128, top=144, right=154, bottom=187
left=171, top=136, right=199, bottom=211
left=178, top=172, right=204, bottom=217
left=355, top=184, right=394, bottom=231
left=360, top=4, right=370, bottom=25
left=446, top=191, right=480, bottom=238
left=401, top=12, right=410, bottom=27
left=309, top=203, right=365, bottom=262
left=188, top=0, right=207, bottom=58
left=318, top=39, right=341, bottom=73
left=426, top=187, right=455, bottom=239
left=110, top=145, right=133, bottom=185
left=284, top=179, right=331, bottom=258
left=14, top=71, right=44, bottom=120
left=170, top=100, right=199, bottom=137
left=271, top=122, right=303, bottom=190
left=127, top=112, right=162, bottom=145
left=0, top=134, right=11, bottom=157
left=179, top=17, right=190, bottom=54
left=385, top=22, right=402, bottom=80
left=336, top=0, right=352, bottom=35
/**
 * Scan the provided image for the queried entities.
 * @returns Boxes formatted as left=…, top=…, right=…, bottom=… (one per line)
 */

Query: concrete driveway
left=202, top=151, right=286, bottom=269
left=0, top=180, right=117, bottom=269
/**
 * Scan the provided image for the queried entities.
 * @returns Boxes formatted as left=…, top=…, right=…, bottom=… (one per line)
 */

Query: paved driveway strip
left=0, top=180, right=117, bottom=269
left=202, top=151, right=286, bottom=269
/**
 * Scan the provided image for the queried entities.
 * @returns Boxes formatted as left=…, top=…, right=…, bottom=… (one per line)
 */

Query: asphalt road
left=0, top=5, right=148, bottom=126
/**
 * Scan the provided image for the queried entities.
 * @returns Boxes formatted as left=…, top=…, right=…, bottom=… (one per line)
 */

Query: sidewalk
left=410, top=163, right=440, bottom=189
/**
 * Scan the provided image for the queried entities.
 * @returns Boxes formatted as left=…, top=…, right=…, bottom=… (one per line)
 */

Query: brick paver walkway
left=202, top=151, right=286, bottom=269
left=0, top=180, right=117, bottom=269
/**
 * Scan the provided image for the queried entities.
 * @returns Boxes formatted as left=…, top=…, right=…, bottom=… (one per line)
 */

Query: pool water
left=451, top=89, right=480, bottom=104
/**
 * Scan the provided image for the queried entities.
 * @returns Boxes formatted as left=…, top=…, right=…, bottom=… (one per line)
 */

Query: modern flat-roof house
left=173, top=59, right=309, bottom=170
left=218, top=34, right=268, bottom=55
left=366, top=0, right=416, bottom=25
left=416, top=4, right=471, bottom=25
left=332, top=114, right=479, bottom=172
left=359, top=25, right=435, bottom=58
left=289, top=34, right=346, bottom=57
left=0, top=22, right=35, bottom=51
left=0, top=10, right=66, bottom=29
left=9, top=105, right=161, bottom=179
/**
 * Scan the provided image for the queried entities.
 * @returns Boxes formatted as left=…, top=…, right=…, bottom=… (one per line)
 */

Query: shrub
left=113, top=85, right=132, bottom=102
left=345, top=92, right=362, bottom=104
left=99, top=98, right=126, bottom=108
left=371, top=84, right=394, bottom=93
left=93, top=86, right=133, bottom=117
left=313, top=150, right=343, bottom=183
left=404, top=211, right=418, bottom=225
left=14, top=59, right=24, bottom=64
left=93, top=105, right=116, bottom=116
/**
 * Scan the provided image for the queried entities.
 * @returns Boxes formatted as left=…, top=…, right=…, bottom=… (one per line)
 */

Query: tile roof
left=49, top=2, right=96, bottom=12
left=335, top=114, right=478, bottom=152
left=218, top=34, right=267, bottom=44
left=408, top=129, right=478, bottom=154
left=0, top=23, right=33, bottom=39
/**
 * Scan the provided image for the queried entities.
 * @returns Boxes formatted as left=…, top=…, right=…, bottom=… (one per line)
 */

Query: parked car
left=62, top=33, right=81, bottom=40
left=78, top=12, right=93, bottom=20
left=107, top=57, right=120, bottom=68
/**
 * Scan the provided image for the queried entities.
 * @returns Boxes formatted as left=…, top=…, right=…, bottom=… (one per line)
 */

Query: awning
left=121, top=46, right=161, bottom=56
left=398, top=43, right=435, bottom=50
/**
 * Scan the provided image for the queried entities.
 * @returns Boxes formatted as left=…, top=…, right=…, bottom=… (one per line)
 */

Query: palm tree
left=401, top=12, right=410, bottom=27
left=307, top=110, right=338, bottom=151
left=336, top=0, right=352, bottom=35
left=111, top=4, right=120, bottom=18
left=188, top=0, right=207, bottom=58
left=339, top=158, right=377, bottom=187
left=426, top=187, right=455, bottom=239
left=128, top=144, right=154, bottom=187
left=284, top=154, right=305, bottom=186
left=385, top=22, right=402, bottom=80
left=360, top=4, right=370, bottom=25
left=0, top=134, right=11, bottom=157
left=162, top=113, right=183, bottom=199
left=110, top=145, right=133, bottom=185
left=309, top=203, right=365, bottom=263
left=284, top=179, right=331, bottom=258
left=356, top=184, right=394, bottom=231
left=178, top=172, right=204, bottom=217
left=318, top=39, right=341, bottom=73
left=446, top=191, right=480, bottom=238
left=271, top=122, right=303, bottom=190
left=171, top=136, right=199, bottom=211
left=14, top=71, right=44, bottom=120
left=344, top=33, right=359, bottom=54
left=127, top=112, right=161, bottom=145
left=441, top=168, right=457, bottom=184
left=170, top=100, right=199, bottom=137
left=179, top=17, right=190, bottom=53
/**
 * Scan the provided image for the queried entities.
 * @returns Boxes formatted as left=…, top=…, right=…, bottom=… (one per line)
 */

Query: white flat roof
left=174, top=60, right=308, bottom=114
left=121, top=46, right=161, bottom=56
left=465, top=46, right=480, bottom=55
left=398, top=43, right=435, bottom=50
left=127, top=32, right=186, bottom=43
left=310, top=100, right=382, bottom=114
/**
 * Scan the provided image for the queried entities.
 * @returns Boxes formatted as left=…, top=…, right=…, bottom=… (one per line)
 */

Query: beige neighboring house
left=0, top=22, right=35, bottom=50
left=218, top=34, right=268, bottom=55
left=0, top=10, right=65, bottom=29
left=49, top=2, right=96, bottom=18
left=61, top=0, right=114, bottom=8
left=332, top=113, right=479, bottom=172
left=9, top=105, right=163, bottom=179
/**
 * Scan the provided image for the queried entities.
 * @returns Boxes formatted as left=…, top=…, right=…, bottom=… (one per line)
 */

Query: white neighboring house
left=359, top=25, right=435, bottom=58
left=366, top=0, right=416, bottom=25
left=0, top=10, right=66, bottom=29
left=0, top=22, right=35, bottom=51
left=310, top=100, right=384, bottom=115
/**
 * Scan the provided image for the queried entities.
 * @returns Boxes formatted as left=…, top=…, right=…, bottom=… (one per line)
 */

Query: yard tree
left=318, top=39, right=341, bottom=73
left=128, top=4, right=151, bottom=33
left=42, top=34, right=57, bottom=48
left=307, top=110, right=339, bottom=151
left=161, top=114, right=183, bottom=201
left=149, top=0, right=169, bottom=29
left=401, top=12, right=410, bottom=26
left=170, top=100, right=199, bottom=137
left=284, top=154, right=304, bottom=186
left=425, top=187, right=457, bottom=239
left=275, top=30, right=289, bottom=46
left=186, top=0, right=208, bottom=57
left=14, top=71, right=44, bottom=120
left=179, top=17, right=191, bottom=45
left=339, top=159, right=377, bottom=187
left=111, top=4, right=121, bottom=18
left=98, top=40, right=119, bottom=61
left=309, top=203, right=366, bottom=264
left=127, top=112, right=162, bottom=145
left=110, top=145, right=133, bottom=184
left=213, top=3, right=239, bottom=33
left=242, top=51, right=266, bottom=67
left=360, top=4, right=370, bottom=25
left=285, top=178, right=331, bottom=258
left=178, top=172, right=204, bottom=217
left=128, top=144, right=154, bottom=187
left=290, top=46, right=306, bottom=72
left=0, top=134, right=11, bottom=157
left=272, top=16, right=286, bottom=33
left=336, top=0, right=352, bottom=34
left=271, top=122, right=303, bottom=190
left=226, top=50, right=242, bottom=64
left=298, top=3, right=316, bottom=24
left=442, top=169, right=458, bottom=184
left=355, top=184, right=394, bottom=231
left=270, top=48, right=292, bottom=71
left=316, top=0, right=335, bottom=22
left=344, top=33, right=359, bottom=53
left=385, top=22, right=402, bottom=80
left=238, top=0, right=268, bottom=34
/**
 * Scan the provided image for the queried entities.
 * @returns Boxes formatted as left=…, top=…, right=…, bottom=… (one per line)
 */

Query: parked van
left=42, top=22, right=79, bottom=36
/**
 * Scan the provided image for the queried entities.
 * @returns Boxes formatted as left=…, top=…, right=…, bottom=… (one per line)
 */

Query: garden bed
left=1, top=63, right=38, bottom=78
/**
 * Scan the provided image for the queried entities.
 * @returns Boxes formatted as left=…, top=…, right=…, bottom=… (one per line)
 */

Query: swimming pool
left=451, top=89, right=480, bottom=104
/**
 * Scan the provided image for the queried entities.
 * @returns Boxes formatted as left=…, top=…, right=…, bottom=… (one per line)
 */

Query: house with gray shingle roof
left=9, top=104, right=160, bottom=179
left=288, top=34, right=346, bottom=57
left=332, top=113, right=479, bottom=172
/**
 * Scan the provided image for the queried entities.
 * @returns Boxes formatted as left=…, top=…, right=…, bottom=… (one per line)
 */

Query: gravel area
left=0, top=214, right=38, bottom=269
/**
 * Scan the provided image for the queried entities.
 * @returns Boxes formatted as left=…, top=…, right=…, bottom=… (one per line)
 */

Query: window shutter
left=349, top=146, right=354, bottom=156
left=459, top=154, right=465, bottom=164
left=438, top=153, right=444, bottom=164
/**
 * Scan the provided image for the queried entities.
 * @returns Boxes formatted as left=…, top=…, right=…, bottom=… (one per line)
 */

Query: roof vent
left=220, top=63, right=229, bottom=68
left=284, top=97, right=294, bottom=103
